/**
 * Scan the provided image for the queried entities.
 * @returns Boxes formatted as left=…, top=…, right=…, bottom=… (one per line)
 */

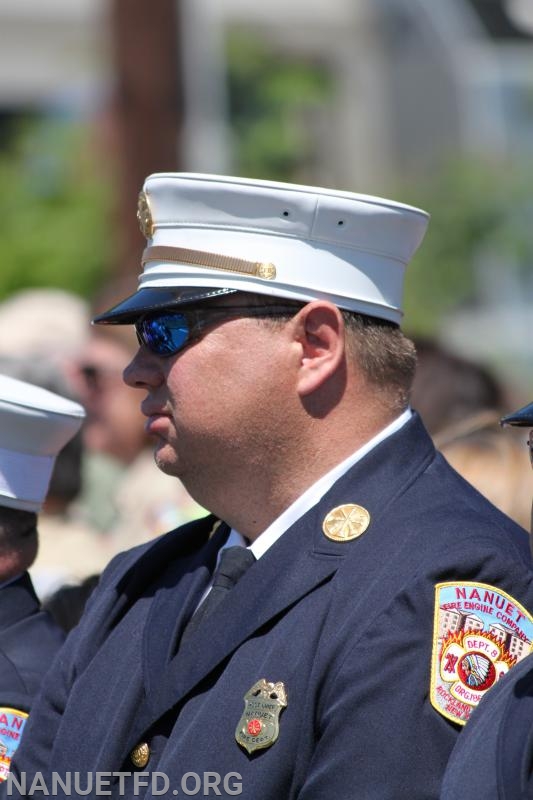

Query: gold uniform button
left=130, top=742, right=150, bottom=768
left=322, top=504, right=371, bottom=542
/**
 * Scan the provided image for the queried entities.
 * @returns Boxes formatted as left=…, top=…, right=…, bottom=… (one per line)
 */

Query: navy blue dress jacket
left=6, top=415, right=533, bottom=799
left=0, top=572, right=65, bottom=780
left=0, top=572, right=65, bottom=713
left=441, top=650, right=533, bottom=799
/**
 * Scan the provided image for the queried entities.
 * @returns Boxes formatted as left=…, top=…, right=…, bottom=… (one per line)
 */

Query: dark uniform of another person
left=0, top=374, right=85, bottom=779
left=6, top=175, right=533, bottom=799
left=441, top=400, right=533, bottom=800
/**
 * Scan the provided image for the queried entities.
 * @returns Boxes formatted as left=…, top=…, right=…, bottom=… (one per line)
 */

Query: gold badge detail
left=235, top=679, right=287, bottom=754
left=322, top=504, right=370, bottom=542
left=257, top=262, right=276, bottom=280
left=137, top=191, right=154, bottom=239
left=130, top=741, right=150, bottom=768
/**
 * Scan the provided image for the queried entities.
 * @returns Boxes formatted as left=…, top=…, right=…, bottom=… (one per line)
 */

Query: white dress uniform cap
left=94, top=173, right=430, bottom=326
left=0, top=374, right=86, bottom=513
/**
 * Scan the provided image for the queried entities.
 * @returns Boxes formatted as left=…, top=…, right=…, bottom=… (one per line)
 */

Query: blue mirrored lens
left=141, top=313, right=190, bottom=355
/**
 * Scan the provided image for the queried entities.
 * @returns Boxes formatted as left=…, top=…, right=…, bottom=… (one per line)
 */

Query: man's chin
left=153, top=445, right=180, bottom=478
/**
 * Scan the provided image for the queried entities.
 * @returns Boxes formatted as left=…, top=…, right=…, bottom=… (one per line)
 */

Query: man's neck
left=200, top=407, right=409, bottom=541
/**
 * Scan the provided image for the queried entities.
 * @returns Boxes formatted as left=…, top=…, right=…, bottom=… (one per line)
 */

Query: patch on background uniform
left=431, top=582, right=533, bottom=725
left=235, top=679, right=287, bottom=754
left=0, top=707, right=28, bottom=782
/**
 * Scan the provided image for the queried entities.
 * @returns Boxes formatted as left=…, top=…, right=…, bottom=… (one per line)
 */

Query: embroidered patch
left=0, top=707, right=28, bottom=782
left=431, top=582, right=533, bottom=725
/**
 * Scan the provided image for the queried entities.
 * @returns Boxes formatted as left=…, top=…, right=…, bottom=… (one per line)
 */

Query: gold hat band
left=141, top=245, right=276, bottom=281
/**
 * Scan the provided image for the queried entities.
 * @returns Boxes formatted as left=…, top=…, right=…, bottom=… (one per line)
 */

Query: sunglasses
left=135, top=304, right=302, bottom=357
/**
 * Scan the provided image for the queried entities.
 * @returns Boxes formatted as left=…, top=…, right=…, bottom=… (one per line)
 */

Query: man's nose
left=123, top=346, right=163, bottom=389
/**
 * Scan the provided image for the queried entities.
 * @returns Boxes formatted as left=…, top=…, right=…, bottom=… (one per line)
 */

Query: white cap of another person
left=94, top=173, right=430, bottom=326
left=0, top=374, right=86, bottom=513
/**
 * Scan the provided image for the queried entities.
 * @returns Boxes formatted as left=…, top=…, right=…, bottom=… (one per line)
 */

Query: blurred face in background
left=0, top=507, right=38, bottom=578
left=72, top=329, right=148, bottom=464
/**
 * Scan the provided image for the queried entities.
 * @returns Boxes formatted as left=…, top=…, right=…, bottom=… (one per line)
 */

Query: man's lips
left=142, top=406, right=172, bottom=435
left=145, top=415, right=172, bottom=436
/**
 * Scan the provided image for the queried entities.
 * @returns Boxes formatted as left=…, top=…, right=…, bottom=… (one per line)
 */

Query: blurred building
left=0, top=0, right=108, bottom=116
left=1, top=0, right=532, bottom=392
left=0, top=0, right=532, bottom=191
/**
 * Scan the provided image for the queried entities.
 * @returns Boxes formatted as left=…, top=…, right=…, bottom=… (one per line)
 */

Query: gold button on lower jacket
left=130, top=742, right=150, bottom=768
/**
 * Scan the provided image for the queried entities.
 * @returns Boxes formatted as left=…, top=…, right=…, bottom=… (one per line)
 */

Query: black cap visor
left=501, top=400, right=533, bottom=427
left=93, top=287, right=239, bottom=325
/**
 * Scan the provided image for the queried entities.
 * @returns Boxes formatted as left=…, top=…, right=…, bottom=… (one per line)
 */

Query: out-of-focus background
left=1, top=0, right=533, bottom=609
left=0, top=0, right=532, bottom=388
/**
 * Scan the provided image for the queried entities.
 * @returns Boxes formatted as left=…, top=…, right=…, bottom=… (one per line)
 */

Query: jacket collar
left=0, top=572, right=40, bottom=630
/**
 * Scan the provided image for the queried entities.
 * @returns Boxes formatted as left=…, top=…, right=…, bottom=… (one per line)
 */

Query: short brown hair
left=231, top=293, right=416, bottom=411
left=342, top=312, right=416, bottom=413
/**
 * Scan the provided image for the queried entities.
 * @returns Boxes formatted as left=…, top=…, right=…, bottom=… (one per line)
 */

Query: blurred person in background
left=0, top=356, right=111, bottom=602
left=0, top=291, right=112, bottom=600
left=0, top=373, right=85, bottom=779
left=411, top=337, right=532, bottom=531
left=70, top=278, right=204, bottom=550
left=0, top=289, right=90, bottom=376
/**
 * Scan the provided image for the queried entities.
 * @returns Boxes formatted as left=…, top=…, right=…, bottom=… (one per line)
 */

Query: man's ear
left=294, top=302, right=346, bottom=397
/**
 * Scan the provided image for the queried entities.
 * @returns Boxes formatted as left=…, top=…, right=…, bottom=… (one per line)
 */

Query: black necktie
left=182, top=546, right=256, bottom=641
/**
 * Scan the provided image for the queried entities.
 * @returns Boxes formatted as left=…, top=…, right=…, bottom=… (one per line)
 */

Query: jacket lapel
left=125, top=511, right=342, bottom=753
left=140, top=519, right=230, bottom=697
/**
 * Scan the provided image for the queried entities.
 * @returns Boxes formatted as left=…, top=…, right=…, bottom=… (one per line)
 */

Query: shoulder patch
left=0, top=707, right=28, bottom=782
left=430, top=581, right=533, bottom=726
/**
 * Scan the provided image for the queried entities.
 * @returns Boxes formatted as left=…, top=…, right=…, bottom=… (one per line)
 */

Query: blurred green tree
left=400, top=158, right=533, bottom=335
left=226, top=33, right=533, bottom=340
left=2, top=80, right=532, bottom=354
left=0, top=118, right=111, bottom=301
left=226, top=29, right=333, bottom=181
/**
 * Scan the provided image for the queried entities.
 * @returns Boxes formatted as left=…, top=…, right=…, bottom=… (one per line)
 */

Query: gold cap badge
left=235, top=679, right=287, bottom=754
left=322, top=504, right=371, bottom=542
left=130, top=741, right=150, bottom=768
left=137, top=191, right=154, bottom=239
